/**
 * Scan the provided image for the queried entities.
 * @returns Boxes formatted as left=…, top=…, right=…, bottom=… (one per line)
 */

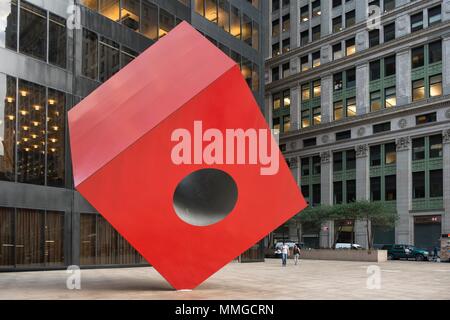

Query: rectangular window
left=273, top=93, right=281, bottom=110
left=370, top=91, right=382, bottom=112
left=334, top=101, right=344, bottom=120
left=370, top=145, right=381, bottom=167
left=334, top=72, right=343, bottom=91
left=301, top=83, right=310, bottom=101
left=313, top=107, right=321, bottom=125
left=345, top=10, right=355, bottom=28
left=412, top=137, right=425, bottom=161
left=49, top=14, right=67, bottom=68
left=384, top=55, right=396, bottom=77
left=385, top=143, right=396, bottom=165
left=312, top=0, right=321, bottom=17
left=334, top=181, right=343, bottom=204
left=385, top=86, right=396, bottom=108
left=346, top=150, right=356, bottom=170
left=336, top=130, right=351, bottom=141
left=347, top=180, right=356, bottom=203
left=346, top=38, right=355, bottom=56
left=283, top=90, right=291, bottom=108
left=429, top=170, right=443, bottom=197
left=272, top=66, right=279, bottom=82
left=371, top=177, right=381, bottom=201
left=300, top=30, right=309, bottom=46
left=272, top=43, right=280, bottom=56
left=282, top=38, right=290, bottom=53
left=99, top=0, right=120, bottom=21
left=369, top=30, right=379, bottom=48
left=282, top=14, right=290, bottom=33
left=230, top=6, right=241, bottom=39
left=346, top=68, right=356, bottom=88
left=300, top=5, right=309, bottom=22
left=385, top=175, right=396, bottom=200
left=19, top=1, right=47, bottom=61
left=301, top=158, right=310, bottom=176
left=332, top=43, right=342, bottom=60
left=47, top=89, right=66, bottom=187
left=0, top=75, right=16, bottom=182
left=412, top=171, right=425, bottom=199
left=428, top=5, right=441, bottom=26
left=416, top=112, right=436, bottom=125
left=383, top=23, right=395, bottom=42
left=313, top=80, right=321, bottom=97
left=373, top=122, right=391, bottom=134
left=313, top=156, right=321, bottom=175
left=429, top=74, right=442, bottom=97
left=429, top=135, right=443, bottom=158
left=301, top=110, right=311, bottom=128
left=412, top=46, right=425, bottom=69
left=312, top=51, right=321, bottom=68
left=303, top=138, right=317, bottom=148
left=333, top=152, right=343, bottom=172
left=141, top=2, right=158, bottom=40
left=0, top=0, right=17, bottom=50
left=272, top=117, right=280, bottom=132
left=301, top=55, right=309, bottom=71
left=159, top=9, right=175, bottom=38
left=412, top=79, right=425, bottom=101
left=82, top=29, right=98, bottom=80
left=383, top=0, right=395, bottom=12
left=429, top=41, right=442, bottom=64
left=333, top=16, right=342, bottom=33
left=346, top=97, right=356, bottom=117
left=312, top=184, right=321, bottom=206
left=282, top=63, right=289, bottom=78
left=121, top=0, right=140, bottom=31
left=283, top=115, right=291, bottom=132
left=312, top=25, right=321, bottom=41
left=411, top=12, right=423, bottom=33
left=17, top=79, right=46, bottom=185
left=218, top=0, right=230, bottom=32
left=370, top=60, right=381, bottom=81
left=243, top=15, right=253, bottom=46
left=272, top=19, right=280, bottom=37
left=99, top=37, right=120, bottom=82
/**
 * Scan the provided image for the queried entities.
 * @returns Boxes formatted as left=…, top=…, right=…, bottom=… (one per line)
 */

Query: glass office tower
left=0, top=0, right=267, bottom=270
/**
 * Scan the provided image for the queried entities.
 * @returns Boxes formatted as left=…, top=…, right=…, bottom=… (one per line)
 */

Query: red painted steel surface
left=69, top=22, right=306, bottom=290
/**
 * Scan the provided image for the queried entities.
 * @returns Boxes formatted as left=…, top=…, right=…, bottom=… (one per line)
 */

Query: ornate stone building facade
left=266, top=0, right=450, bottom=250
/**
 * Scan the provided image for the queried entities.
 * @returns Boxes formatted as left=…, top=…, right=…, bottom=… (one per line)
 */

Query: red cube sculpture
left=69, top=22, right=306, bottom=290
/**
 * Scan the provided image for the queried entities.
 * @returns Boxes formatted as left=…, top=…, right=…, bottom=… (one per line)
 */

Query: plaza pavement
left=0, top=259, right=449, bottom=300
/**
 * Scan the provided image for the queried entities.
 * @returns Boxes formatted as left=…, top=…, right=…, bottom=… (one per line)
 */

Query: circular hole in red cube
left=173, top=168, right=238, bottom=226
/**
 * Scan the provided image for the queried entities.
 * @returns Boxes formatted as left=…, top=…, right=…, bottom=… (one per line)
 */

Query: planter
left=298, top=249, right=387, bottom=262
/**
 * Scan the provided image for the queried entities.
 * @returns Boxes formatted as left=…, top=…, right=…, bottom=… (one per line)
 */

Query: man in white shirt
left=281, top=243, right=289, bottom=266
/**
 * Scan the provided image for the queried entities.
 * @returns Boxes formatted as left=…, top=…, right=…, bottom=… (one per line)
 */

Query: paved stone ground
left=0, top=259, right=449, bottom=300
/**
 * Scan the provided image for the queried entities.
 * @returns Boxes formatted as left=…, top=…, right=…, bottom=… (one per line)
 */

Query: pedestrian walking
left=281, top=243, right=289, bottom=266
left=293, top=244, right=301, bottom=265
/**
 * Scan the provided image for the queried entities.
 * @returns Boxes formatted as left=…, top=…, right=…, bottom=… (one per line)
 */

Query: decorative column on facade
left=355, top=0, right=368, bottom=23
left=288, top=156, right=300, bottom=185
left=396, top=49, right=412, bottom=106
left=356, top=63, right=369, bottom=115
left=396, top=136, right=413, bottom=244
left=320, top=150, right=333, bottom=248
left=356, top=30, right=368, bottom=53
left=442, top=35, right=450, bottom=96
left=443, top=0, right=450, bottom=22
left=290, top=0, right=299, bottom=49
left=442, top=129, right=450, bottom=234
left=355, top=144, right=370, bottom=247
left=396, top=13, right=411, bottom=38
left=320, top=0, right=332, bottom=38
left=320, top=75, right=333, bottom=124
left=290, top=86, right=300, bottom=131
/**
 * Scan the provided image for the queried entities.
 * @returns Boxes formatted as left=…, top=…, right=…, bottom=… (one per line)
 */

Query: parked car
left=382, top=244, right=429, bottom=261
left=335, top=243, right=363, bottom=250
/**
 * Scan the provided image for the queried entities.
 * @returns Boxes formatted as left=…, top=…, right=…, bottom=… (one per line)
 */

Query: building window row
left=1, top=0, right=67, bottom=68
left=0, top=74, right=66, bottom=187
left=194, top=0, right=260, bottom=50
